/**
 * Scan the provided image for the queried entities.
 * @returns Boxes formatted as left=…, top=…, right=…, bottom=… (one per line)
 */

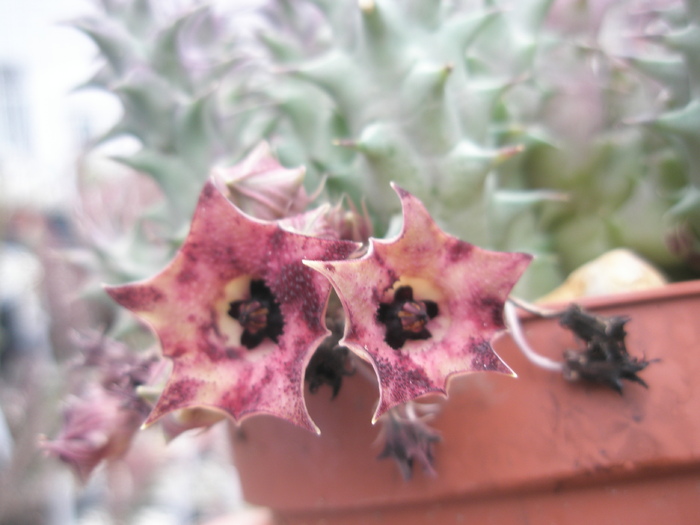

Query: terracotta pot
left=231, top=281, right=700, bottom=524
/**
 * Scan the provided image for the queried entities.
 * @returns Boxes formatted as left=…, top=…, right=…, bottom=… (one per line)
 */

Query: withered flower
left=559, top=305, right=653, bottom=392
left=41, top=386, right=148, bottom=482
left=41, top=334, right=160, bottom=481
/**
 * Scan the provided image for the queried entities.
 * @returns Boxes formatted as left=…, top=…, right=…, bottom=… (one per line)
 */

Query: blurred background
left=0, top=1, right=263, bottom=524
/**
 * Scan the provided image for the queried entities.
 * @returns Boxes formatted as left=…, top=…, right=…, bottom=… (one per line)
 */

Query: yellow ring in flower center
left=214, top=275, right=278, bottom=358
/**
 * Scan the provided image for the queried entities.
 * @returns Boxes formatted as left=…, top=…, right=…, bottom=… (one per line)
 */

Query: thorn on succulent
left=437, top=63, right=454, bottom=85
left=558, top=305, right=655, bottom=393
left=495, top=144, right=526, bottom=162
left=332, top=138, right=359, bottom=149
left=377, top=285, right=439, bottom=350
left=228, top=279, right=284, bottom=349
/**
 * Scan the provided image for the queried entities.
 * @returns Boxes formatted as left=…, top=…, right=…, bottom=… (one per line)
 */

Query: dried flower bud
left=559, top=305, right=654, bottom=392
left=325, top=196, right=374, bottom=244
left=377, top=404, right=441, bottom=480
left=279, top=197, right=373, bottom=244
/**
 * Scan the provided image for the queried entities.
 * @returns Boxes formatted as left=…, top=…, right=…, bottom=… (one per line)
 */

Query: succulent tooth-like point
left=105, top=179, right=358, bottom=433
left=305, top=184, right=531, bottom=421
left=333, top=138, right=360, bottom=149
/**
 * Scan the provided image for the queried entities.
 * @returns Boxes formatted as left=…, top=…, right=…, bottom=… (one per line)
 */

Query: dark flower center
left=377, top=285, right=439, bottom=350
left=228, top=280, right=284, bottom=349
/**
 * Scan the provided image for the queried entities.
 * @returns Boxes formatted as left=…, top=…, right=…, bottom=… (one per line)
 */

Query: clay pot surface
left=232, top=281, right=700, bottom=524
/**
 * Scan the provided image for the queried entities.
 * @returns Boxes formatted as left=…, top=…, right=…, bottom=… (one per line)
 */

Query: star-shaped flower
left=106, top=180, right=357, bottom=433
left=305, top=184, right=532, bottom=421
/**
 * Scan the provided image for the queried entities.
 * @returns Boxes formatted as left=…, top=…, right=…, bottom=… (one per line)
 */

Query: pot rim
left=531, top=279, right=700, bottom=316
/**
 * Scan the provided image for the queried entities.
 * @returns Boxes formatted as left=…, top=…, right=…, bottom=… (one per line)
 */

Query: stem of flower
left=504, top=300, right=564, bottom=372
left=507, top=295, right=561, bottom=318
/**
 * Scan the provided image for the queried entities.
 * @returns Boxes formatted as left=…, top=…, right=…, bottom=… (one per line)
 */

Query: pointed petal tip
left=301, top=259, right=327, bottom=273
left=389, top=181, right=409, bottom=199
left=102, top=280, right=166, bottom=312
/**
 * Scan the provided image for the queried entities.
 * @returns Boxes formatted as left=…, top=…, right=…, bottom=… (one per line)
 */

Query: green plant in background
left=521, top=0, right=700, bottom=279
left=72, top=0, right=700, bottom=298
left=44, top=0, right=696, bottom=481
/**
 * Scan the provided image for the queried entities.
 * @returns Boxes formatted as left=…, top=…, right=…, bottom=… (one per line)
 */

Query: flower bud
left=212, top=142, right=310, bottom=220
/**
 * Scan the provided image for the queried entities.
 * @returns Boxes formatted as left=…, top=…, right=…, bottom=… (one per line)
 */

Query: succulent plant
left=72, top=0, right=564, bottom=297
left=73, top=0, right=700, bottom=300
left=262, top=0, right=700, bottom=286
left=521, top=0, right=700, bottom=278
left=46, top=0, right=690, bottom=481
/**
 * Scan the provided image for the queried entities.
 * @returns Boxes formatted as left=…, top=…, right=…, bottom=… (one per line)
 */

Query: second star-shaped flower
left=106, top=180, right=357, bottom=433
left=305, top=184, right=532, bottom=422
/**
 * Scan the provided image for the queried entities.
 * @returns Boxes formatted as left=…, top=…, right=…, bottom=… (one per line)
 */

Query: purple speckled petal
left=106, top=180, right=358, bottom=433
left=305, top=184, right=531, bottom=422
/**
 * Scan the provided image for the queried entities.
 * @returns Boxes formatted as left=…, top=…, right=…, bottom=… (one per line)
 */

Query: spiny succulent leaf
left=400, top=62, right=457, bottom=155
left=150, top=14, right=191, bottom=91
left=626, top=56, right=690, bottom=107
left=112, top=150, right=202, bottom=222
left=122, top=0, right=155, bottom=39
left=105, top=180, right=357, bottom=432
left=305, top=184, right=531, bottom=422
left=660, top=25, right=700, bottom=88
left=292, top=50, right=363, bottom=116
left=174, top=95, right=220, bottom=170
left=441, top=9, right=499, bottom=57
left=112, top=72, right=177, bottom=143
left=71, top=17, right=139, bottom=76
left=668, top=185, right=700, bottom=219
left=653, top=100, right=700, bottom=184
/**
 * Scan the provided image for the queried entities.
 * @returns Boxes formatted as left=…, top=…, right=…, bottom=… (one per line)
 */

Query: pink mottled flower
left=305, top=184, right=531, bottom=421
left=106, top=180, right=357, bottom=432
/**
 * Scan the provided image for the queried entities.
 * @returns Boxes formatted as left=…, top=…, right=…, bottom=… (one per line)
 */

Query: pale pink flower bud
left=212, top=142, right=310, bottom=220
